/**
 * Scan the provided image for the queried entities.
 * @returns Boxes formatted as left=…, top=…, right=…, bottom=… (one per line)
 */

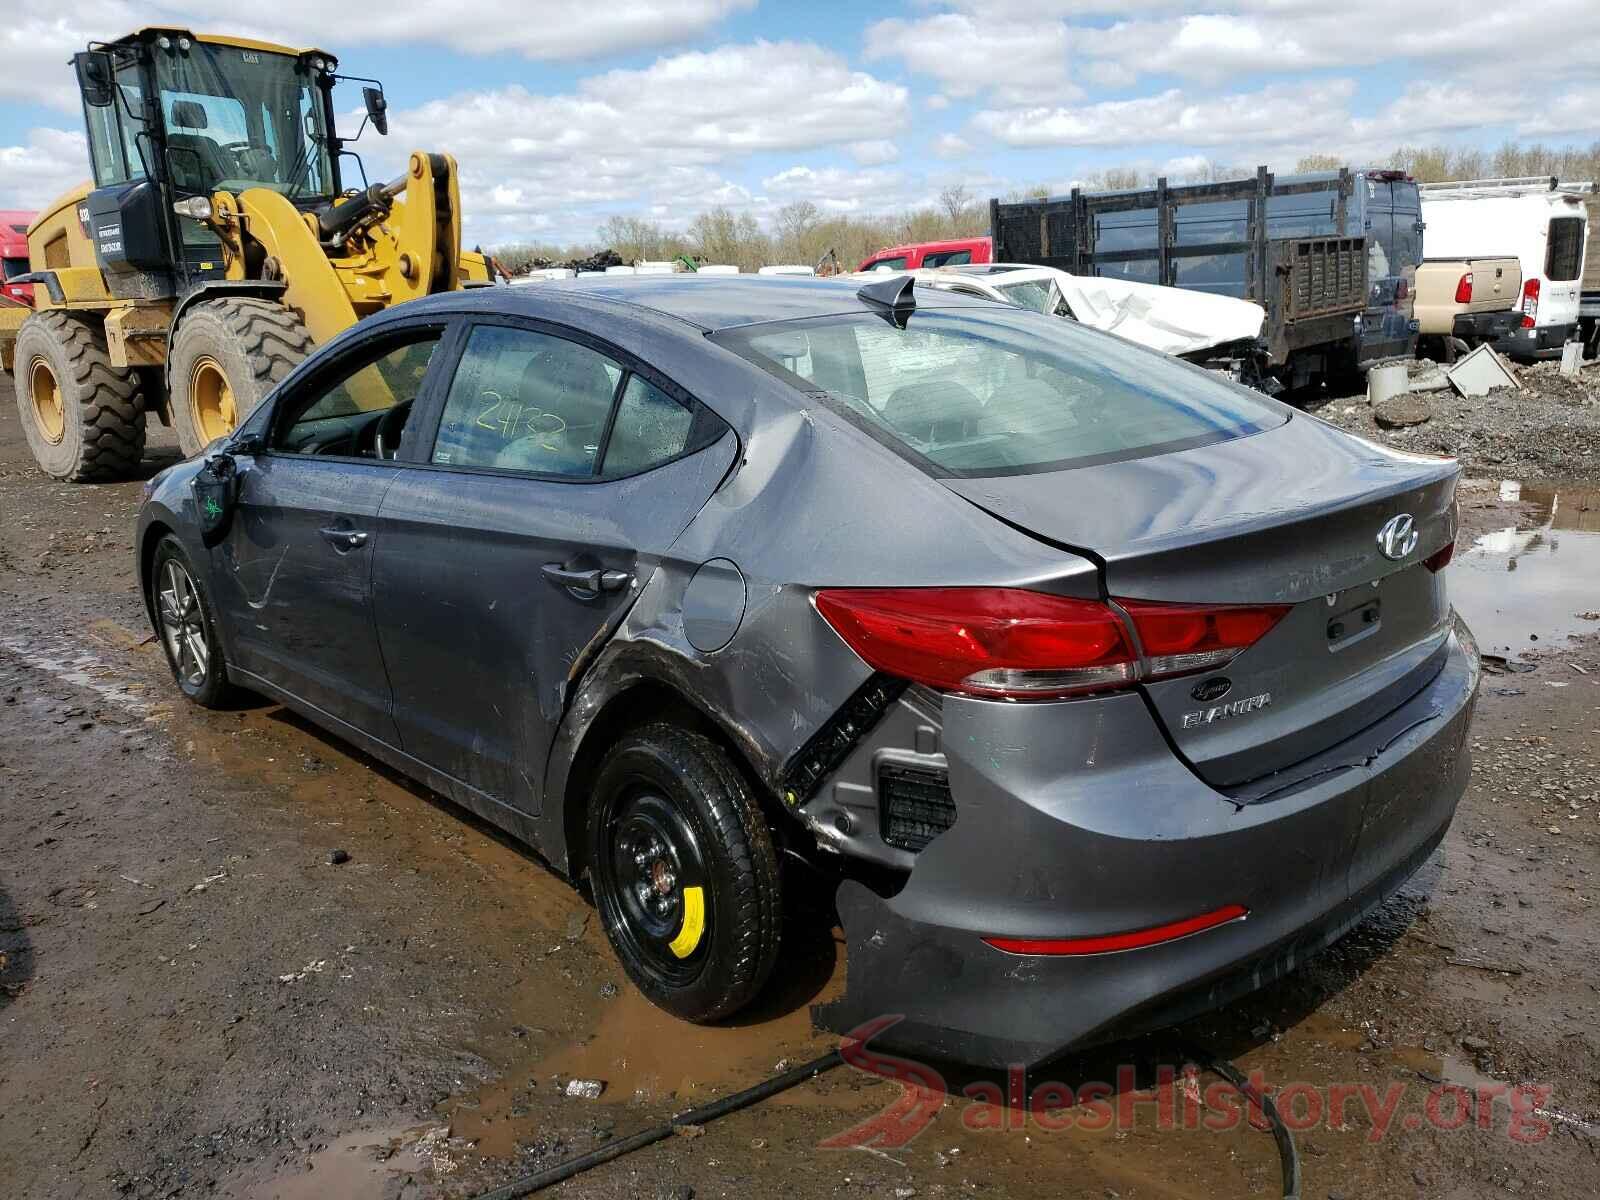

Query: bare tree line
left=489, top=140, right=1600, bottom=275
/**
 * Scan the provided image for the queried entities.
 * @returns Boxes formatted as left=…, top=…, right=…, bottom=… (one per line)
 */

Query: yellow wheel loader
left=0, top=28, right=490, bottom=481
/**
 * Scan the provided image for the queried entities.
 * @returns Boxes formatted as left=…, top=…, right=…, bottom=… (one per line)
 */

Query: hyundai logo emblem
left=1376, top=513, right=1419, bottom=561
left=1191, top=676, right=1233, bottom=703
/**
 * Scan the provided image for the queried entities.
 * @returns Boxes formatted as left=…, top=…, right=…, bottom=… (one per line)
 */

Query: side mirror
left=75, top=50, right=116, bottom=108
left=192, top=452, right=240, bottom=546
left=362, top=87, right=388, bottom=136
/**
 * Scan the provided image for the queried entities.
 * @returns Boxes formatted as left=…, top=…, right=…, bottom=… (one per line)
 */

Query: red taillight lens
left=1520, top=278, right=1540, bottom=328
left=1423, top=541, right=1455, bottom=572
left=814, top=587, right=1137, bottom=700
left=815, top=588, right=1290, bottom=700
left=1118, top=598, right=1290, bottom=679
left=1454, top=272, right=1473, bottom=304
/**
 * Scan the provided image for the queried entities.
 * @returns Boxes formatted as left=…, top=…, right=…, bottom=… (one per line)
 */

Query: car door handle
left=542, top=564, right=633, bottom=595
left=320, top=527, right=369, bottom=550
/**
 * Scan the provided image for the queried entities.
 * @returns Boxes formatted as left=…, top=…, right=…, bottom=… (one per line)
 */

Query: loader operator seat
left=166, top=132, right=235, bottom=194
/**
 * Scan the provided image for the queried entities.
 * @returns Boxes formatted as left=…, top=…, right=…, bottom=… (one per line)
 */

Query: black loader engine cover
left=87, top=180, right=174, bottom=295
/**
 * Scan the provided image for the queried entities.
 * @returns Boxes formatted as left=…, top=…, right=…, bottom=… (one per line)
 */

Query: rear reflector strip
left=982, top=903, right=1249, bottom=956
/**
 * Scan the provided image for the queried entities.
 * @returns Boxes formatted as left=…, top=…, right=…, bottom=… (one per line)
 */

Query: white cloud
left=2, top=1, right=757, bottom=112
left=761, top=164, right=917, bottom=215
left=864, top=12, right=1080, bottom=105
left=972, top=81, right=1359, bottom=150
left=382, top=41, right=909, bottom=243
left=1014, top=1, right=1600, bottom=90
left=849, top=140, right=900, bottom=166
left=1518, top=87, right=1600, bottom=140
left=931, top=133, right=973, bottom=160
left=925, top=95, right=951, bottom=111
left=0, top=128, right=93, bottom=210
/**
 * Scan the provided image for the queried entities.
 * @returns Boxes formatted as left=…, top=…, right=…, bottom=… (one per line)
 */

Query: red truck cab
left=0, top=211, right=35, bottom=306
left=858, top=236, right=992, bottom=272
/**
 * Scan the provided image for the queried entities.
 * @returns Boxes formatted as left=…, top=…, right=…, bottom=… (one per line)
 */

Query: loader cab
left=74, top=29, right=345, bottom=300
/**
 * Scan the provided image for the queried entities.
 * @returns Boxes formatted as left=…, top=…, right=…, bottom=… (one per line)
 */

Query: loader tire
left=13, top=312, right=146, bottom=482
left=170, top=299, right=312, bottom=457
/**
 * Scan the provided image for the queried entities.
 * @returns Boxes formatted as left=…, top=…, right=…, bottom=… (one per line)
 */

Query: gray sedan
left=136, top=275, right=1479, bottom=1067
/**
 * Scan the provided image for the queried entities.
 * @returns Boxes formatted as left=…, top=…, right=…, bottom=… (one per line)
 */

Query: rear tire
left=169, top=299, right=312, bottom=457
left=150, top=534, right=235, bottom=709
left=588, top=723, right=781, bottom=1022
left=13, top=312, right=146, bottom=482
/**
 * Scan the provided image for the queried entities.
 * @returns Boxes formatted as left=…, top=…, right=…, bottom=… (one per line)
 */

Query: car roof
left=406, top=274, right=999, bottom=333
left=865, top=237, right=989, bottom=258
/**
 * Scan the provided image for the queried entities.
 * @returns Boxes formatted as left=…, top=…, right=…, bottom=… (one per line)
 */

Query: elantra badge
left=1182, top=692, right=1271, bottom=729
left=1376, top=513, right=1418, bottom=561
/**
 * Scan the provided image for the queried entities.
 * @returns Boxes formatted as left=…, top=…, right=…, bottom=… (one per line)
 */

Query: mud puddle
left=1449, top=480, right=1600, bottom=654
left=236, top=1124, right=458, bottom=1200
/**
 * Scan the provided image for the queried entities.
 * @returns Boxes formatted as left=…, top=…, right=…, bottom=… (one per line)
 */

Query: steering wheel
left=373, top=399, right=412, bottom=460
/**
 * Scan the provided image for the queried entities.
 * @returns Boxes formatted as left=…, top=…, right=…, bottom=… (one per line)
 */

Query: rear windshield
left=715, top=306, right=1284, bottom=476
left=1546, top=217, right=1585, bottom=282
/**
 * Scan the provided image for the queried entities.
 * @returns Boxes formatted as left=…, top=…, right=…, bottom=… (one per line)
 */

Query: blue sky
left=3, top=2, right=1597, bottom=246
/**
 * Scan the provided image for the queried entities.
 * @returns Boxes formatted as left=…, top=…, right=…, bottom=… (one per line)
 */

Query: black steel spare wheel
left=609, top=790, right=711, bottom=985
left=589, top=724, right=781, bottom=1022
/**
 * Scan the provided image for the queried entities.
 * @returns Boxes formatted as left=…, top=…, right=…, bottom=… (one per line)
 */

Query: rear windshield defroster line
left=712, top=307, right=1285, bottom=478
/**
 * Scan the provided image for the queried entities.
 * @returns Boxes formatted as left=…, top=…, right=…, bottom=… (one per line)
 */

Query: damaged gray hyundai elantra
left=136, top=274, right=1479, bottom=1067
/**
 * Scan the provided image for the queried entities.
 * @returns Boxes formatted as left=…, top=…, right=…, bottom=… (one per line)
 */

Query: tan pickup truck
left=1415, top=257, right=1523, bottom=359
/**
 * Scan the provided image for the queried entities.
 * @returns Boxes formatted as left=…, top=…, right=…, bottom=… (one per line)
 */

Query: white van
left=1420, top=178, right=1590, bottom=360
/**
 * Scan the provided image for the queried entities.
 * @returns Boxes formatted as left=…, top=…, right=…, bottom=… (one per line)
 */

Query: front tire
left=13, top=312, right=146, bottom=482
left=169, top=299, right=312, bottom=457
left=150, top=534, right=234, bottom=709
left=588, top=724, right=781, bottom=1022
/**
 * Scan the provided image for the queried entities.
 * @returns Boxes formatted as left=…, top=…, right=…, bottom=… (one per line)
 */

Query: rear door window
left=429, top=323, right=727, bottom=478
left=431, top=325, right=622, bottom=476
left=1546, top=217, right=1586, bottom=282
left=716, top=307, right=1284, bottom=477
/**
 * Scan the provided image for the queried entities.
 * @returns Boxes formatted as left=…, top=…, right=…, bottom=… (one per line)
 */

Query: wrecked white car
left=863, top=264, right=1274, bottom=389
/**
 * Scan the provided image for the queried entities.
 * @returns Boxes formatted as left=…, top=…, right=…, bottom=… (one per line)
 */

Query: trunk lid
left=943, top=413, right=1460, bottom=788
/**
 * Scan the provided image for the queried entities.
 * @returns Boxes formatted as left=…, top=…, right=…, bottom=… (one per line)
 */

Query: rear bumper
left=1451, top=310, right=1521, bottom=343
left=1493, top=321, right=1576, bottom=360
left=817, top=622, right=1480, bottom=1068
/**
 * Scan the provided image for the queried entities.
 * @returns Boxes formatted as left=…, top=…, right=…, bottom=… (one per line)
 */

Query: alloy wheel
left=157, top=559, right=210, bottom=687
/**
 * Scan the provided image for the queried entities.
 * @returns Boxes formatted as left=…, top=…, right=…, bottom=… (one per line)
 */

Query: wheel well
left=138, top=521, right=172, bottom=612
left=562, top=681, right=773, bottom=880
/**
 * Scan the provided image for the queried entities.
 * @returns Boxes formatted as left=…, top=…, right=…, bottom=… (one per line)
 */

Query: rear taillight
left=1520, top=278, right=1540, bottom=327
left=1454, top=272, right=1473, bottom=304
left=1423, top=541, right=1455, bottom=572
left=814, top=588, right=1289, bottom=701
left=1117, top=599, right=1291, bottom=679
left=814, top=587, right=1137, bottom=700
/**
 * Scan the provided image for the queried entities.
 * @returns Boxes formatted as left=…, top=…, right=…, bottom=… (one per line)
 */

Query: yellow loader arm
left=208, top=150, right=486, bottom=344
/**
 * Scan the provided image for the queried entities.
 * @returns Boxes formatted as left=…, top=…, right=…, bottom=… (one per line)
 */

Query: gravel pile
left=1311, top=357, right=1600, bottom=482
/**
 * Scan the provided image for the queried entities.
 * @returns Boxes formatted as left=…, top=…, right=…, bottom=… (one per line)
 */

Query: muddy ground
left=2, top=378, right=1599, bottom=1200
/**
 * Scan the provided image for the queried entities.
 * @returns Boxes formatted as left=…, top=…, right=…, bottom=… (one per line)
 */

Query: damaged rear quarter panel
left=537, top=349, right=1100, bottom=874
